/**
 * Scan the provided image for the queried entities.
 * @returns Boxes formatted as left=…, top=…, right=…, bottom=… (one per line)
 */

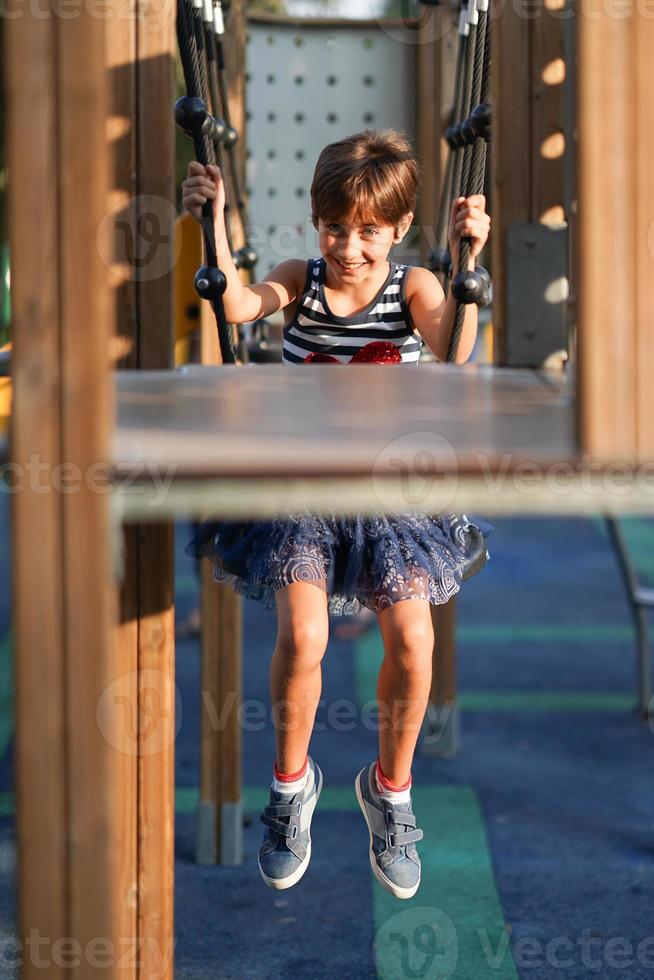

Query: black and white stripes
left=282, top=259, right=423, bottom=365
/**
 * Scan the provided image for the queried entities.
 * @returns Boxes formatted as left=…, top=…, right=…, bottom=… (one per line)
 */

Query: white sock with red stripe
left=375, top=759, right=411, bottom=804
left=272, top=757, right=309, bottom=795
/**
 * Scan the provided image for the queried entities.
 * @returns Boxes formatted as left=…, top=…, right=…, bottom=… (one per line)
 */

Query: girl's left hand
left=448, top=195, right=491, bottom=265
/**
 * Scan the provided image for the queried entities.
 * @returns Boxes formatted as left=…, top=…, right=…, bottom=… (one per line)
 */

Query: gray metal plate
left=506, top=221, right=569, bottom=367
left=245, top=19, right=417, bottom=274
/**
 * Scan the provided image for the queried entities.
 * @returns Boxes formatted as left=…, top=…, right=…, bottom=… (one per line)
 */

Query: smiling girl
left=182, top=129, right=492, bottom=900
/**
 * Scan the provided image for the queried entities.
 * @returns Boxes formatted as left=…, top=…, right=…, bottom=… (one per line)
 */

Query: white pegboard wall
left=245, top=19, right=418, bottom=275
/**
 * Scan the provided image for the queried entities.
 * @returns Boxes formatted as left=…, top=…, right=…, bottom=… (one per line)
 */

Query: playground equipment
left=5, top=0, right=654, bottom=977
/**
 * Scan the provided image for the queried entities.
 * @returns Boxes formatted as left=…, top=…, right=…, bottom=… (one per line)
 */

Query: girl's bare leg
left=376, top=597, right=434, bottom=786
left=271, top=580, right=329, bottom=774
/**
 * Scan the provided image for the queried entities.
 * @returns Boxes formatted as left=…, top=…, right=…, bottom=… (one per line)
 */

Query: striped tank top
left=282, top=258, right=423, bottom=365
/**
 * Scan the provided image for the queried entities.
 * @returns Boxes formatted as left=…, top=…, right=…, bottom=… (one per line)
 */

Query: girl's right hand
left=182, top=161, right=225, bottom=224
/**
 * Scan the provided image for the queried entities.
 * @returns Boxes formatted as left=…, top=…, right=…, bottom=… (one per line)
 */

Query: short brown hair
left=310, top=129, right=420, bottom=227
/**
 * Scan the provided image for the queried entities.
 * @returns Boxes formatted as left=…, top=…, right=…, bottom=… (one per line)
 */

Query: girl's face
left=317, top=212, right=412, bottom=284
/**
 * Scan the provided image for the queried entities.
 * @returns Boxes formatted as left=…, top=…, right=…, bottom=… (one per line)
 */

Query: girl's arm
left=406, top=262, right=477, bottom=365
left=182, top=162, right=304, bottom=323
left=407, top=195, right=490, bottom=364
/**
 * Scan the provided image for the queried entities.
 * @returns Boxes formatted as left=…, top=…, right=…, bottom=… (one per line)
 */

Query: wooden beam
left=8, top=11, right=68, bottom=975
left=490, top=0, right=530, bottom=364
left=8, top=3, right=120, bottom=974
left=198, top=0, right=245, bottom=865
left=107, top=10, right=139, bottom=973
left=109, top=0, right=176, bottom=971
left=634, top=20, right=654, bottom=458
left=136, top=1, right=176, bottom=974
left=491, top=2, right=566, bottom=367
left=576, top=16, right=641, bottom=460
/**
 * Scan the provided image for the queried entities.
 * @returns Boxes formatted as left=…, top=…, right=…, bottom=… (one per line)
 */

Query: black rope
left=212, top=1, right=251, bottom=261
left=451, top=3, right=476, bottom=206
left=460, top=4, right=488, bottom=201
left=446, top=0, right=492, bottom=363
left=201, top=2, right=233, bottom=252
left=430, top=5, right=467, bottom=280
left=176, top=0, right=236, bottom=362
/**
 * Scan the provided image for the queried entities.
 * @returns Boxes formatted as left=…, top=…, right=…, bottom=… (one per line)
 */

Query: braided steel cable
left=447, top=0, right=491, bottom=363
left=451, top=0, right=477, bottom=204
left=431, top=5, right=468, bottom=276
left=212, top=1, right=250, bottom=255
left=177, top=0, right=236, bottom=362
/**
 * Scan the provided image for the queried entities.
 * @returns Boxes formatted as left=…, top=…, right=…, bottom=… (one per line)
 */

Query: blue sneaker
left=355, top=762, right=423, bottom=900
left=258, top=758, right=323, bottom=890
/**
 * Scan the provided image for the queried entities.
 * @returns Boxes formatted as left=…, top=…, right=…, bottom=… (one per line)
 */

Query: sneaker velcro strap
left=386, top=810, right=417, bottom=830
left=260, top=814, right=298, bottom=838
left=264, top=802, right=301, bottom=818
left=389, top=827, right=424, bottom=847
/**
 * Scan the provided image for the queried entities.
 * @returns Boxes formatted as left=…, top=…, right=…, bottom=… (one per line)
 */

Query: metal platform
left=112, top=363, right=653, bottom=520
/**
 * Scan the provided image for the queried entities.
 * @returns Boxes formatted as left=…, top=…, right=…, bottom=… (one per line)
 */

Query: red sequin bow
left=303, top=341, right=402, bottom=365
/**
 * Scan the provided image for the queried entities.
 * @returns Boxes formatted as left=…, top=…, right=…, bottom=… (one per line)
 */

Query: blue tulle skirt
left=185, top=511, right=494, bottom=617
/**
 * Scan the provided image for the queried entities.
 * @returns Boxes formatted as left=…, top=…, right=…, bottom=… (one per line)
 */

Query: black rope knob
left=426, top=246, right=451, bottom=276
left=232, top=245, right=258, bottom=271
left=446, top=122, right=466, bottom=150
left=451, top=265, right=492, bottom=307
left=194, top=265, right=227, bottom=301
left=469, top=102, right=491, bottom=142
left=174, top=96, right=222, bottom=143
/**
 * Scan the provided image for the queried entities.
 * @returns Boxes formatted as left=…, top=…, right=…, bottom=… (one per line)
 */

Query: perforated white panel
left=245, top=20, right=417, bottom=275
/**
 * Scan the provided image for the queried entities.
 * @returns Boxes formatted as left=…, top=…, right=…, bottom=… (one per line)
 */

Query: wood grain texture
left=491, top=2, right=531, bottom=364
left=576, top=17, right=637, bottom=459
left=133, top=0, right=177, bottom=972
left=58, top=4, right=119, bottom=970
left=530, top=6, right=565, bottom=224
left=7, top=11, right=68, bottom=977
left=10, top=1, right=120, bottom=974
left=107, top=10, right=139, bottom=971
left=634, top=17, right=654, bottom=457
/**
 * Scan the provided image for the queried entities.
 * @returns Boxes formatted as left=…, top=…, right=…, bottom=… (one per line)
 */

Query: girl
left=183, top=130, right=492, bottom=900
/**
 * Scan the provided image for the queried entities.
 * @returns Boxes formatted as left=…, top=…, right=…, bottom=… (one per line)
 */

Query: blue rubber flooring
left=1, top=493, right=653, bottom=979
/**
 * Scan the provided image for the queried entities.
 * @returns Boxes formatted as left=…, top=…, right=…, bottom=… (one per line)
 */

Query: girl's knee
left=276, top=618, right=328, bottom=668
left=380, top=610, right=434, bottom=672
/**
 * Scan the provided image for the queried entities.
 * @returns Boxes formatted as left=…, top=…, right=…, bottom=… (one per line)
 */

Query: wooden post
left=108, top=0, right=176, bottom=971
left=7, top=5, right=124, bottom=976
left=491, top=1, right=566, bottom=366
left=196, top=0, right=245, bottom=866
left=576, top=9, right=654, bottom=461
